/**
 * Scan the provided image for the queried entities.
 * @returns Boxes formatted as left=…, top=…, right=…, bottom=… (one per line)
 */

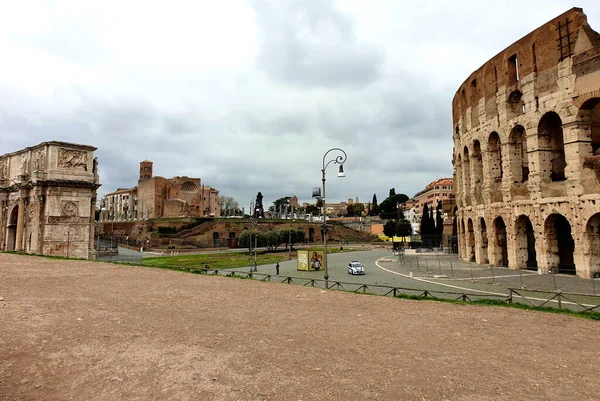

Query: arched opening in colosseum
left=514, top=215, right=537, bottom=270
left=472, top=140, right=484, bottom=202
left=456, top=154, right=463, bottom=204
left=488, top=132, right=503, bottom=182
left=585, top=213, right=600, bottom=277
left=491, top=217, right=508, bottom=267
left=451, top=206, right=458, bottom=253
left=6, top=205, right=18, bottom=251
left=577, top=98, right=600, bottom=156
left=544, top=214, right=575, bottom=274
left=463, top=147, right=471, bottom=205
left=479, top=217, right=489, bottom=264
left=467, top=218, right=475, bottom=262
left=538, top=112, right=566, bottom=182
left=460, top=219, right=466, bottom=258
left=509, top=125, right=529, bottom=183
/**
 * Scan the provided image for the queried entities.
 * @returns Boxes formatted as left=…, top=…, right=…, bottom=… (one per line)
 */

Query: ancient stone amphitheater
left=452, top=7, right=600, bottom=278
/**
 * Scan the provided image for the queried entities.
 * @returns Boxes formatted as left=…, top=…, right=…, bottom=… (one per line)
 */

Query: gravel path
left=1, top=253, right=599, bottom=401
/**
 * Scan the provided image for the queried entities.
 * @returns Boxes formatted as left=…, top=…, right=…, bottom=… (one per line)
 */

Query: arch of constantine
left=452, top=8, right=600, bottom=278
left=0, top=141, right=100, bottom=259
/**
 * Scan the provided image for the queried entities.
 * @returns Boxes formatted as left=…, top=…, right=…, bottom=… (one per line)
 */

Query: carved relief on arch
left=0, top=158, right=7, bottom=179
left=58, top=148, right=88, bottom=170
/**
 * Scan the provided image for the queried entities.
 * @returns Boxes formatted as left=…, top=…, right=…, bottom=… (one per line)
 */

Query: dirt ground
left=1, top=254, right=599, bottom=401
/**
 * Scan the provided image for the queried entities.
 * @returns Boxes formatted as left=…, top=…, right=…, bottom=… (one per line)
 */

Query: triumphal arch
left=452, top=8, right=600, bottom=278
left=0, top=141, right=100, bottom=259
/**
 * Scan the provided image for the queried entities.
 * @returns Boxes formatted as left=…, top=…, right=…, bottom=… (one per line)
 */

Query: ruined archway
left=578, top=98, right=600, bottom=156
left=544, top=214, right=575, bottom=274
left=585, top=213, right=600, bottom=277
left=492, top=217, right=508, bottom=267
left=456, top=154, right=463, bottom=205
left=509, top=125, right=529, bottom=183
left=463, top=147, right=471, bottom=205
left=514, top=215, right=537, bottom=270
left=467, top=218, right=475, bottom=262
left=6, top=205, right=18, bottom=251
left=538, top=112, right=566, bottom=181
left=479, top=217, right=489, bottom=264
left=488, top=132, right=503, bottom=182
left=460, top=219, right=467, bottom=259
left=451, top=206, right=458, bottom=253
left=472, top=140, right=484, bottom=203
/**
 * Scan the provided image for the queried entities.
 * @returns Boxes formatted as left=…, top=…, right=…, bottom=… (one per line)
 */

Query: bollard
left=416, top=258, right=420, bottom=271
left=425, top=258, right=429, bottom=274
left=552, top=272, right=557, bottom=291
left=410, top=271, right=413, bottom=279
left=438, top=258, right=442, bottom=275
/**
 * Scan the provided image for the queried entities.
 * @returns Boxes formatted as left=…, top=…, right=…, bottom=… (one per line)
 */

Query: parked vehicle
left=347, top=261, right=365, bottom=275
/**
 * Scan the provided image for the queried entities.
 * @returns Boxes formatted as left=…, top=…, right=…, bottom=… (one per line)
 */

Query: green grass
left=395, top=294, right=600, bottom=321
left=142, top=251, right=288, bottom=269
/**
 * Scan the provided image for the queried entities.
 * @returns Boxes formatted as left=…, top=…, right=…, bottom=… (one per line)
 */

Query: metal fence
left=146, top=265, right=599, bottom=314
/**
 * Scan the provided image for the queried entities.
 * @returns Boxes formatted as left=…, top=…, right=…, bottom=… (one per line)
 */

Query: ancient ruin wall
left=452, top=8, right=600, bottom=278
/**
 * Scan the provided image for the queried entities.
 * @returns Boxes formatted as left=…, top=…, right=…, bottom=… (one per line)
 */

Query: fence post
left=508, top=289, right=513, bottom=304
left=557, top=291, right=562, bottom=309
left=393, top=288, right=397, bottom=297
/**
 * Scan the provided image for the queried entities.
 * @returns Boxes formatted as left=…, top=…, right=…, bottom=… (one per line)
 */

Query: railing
left=508, top=288, right=600, bottom=312
left=169, top=267, right=509, bottom=303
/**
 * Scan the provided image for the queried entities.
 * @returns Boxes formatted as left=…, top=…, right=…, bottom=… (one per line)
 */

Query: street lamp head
left=337, top=164, right=345, bottom=178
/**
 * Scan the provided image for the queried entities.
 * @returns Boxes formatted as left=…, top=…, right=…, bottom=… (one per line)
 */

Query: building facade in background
left=0, top=141, right=100, bottom=259
left=453, top=8, right=600, bottom=278
left=101, top=160, right=220, bottom=221
left=401, top=178, right=454, bottom=232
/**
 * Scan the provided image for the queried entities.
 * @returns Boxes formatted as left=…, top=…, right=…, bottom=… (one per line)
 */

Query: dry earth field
left=1, top=253, right=599, bottom=401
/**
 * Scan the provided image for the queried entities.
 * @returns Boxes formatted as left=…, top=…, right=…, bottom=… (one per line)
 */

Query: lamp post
left=321, top=148, right=347, bottom=287
left=249, top=198, right=257, bottom=273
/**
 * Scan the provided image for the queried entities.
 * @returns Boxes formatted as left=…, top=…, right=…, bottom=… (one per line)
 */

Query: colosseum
left=452, top=7, right=600, bottom=278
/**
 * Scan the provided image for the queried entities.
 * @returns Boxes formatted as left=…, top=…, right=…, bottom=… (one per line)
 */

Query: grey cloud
left=250, top=0, right=384, bottom=88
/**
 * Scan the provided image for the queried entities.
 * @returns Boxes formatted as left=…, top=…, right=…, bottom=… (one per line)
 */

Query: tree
left=218, top=196, right=239, bottom=216
left=369, top=194, right=380, bottom=216
left=383, top=220, right=396, bottom=237
left=435, top=202, right=444, bottom=236
left=378, top=193, right=408, bottom=220
left=305, top=204, right=319, bottom=216
left=262, top=231, right=282, bottom=251
left=395, top=219, right=413, bottom=237
left=269, top=197, right=291, bottom=216
left=420, top=204, right=430, bottom=236
left=281, top=228, right=305, bottom=250
left=389, top=188, right=396, bottom=197
left=346, top=204, right=355, bottom=217
left=352, top=202, right=365, bottom=217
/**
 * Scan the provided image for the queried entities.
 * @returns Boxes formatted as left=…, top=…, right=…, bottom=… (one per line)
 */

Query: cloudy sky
left=2, top=1, right=600, bottom=210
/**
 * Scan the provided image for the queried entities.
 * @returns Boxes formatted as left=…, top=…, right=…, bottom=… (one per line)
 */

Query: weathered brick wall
left=452, top=7, right=600, bottom=278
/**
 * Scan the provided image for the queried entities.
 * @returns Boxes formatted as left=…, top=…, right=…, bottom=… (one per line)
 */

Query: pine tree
left=370, top=194, right=379, bottom=216
left=389, top=188, right=396, bottom=198
left=419, top=204, right=429, bottom=237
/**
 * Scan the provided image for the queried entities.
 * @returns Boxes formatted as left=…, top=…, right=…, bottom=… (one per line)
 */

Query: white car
left=347, top=261, right=365, bottom=275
